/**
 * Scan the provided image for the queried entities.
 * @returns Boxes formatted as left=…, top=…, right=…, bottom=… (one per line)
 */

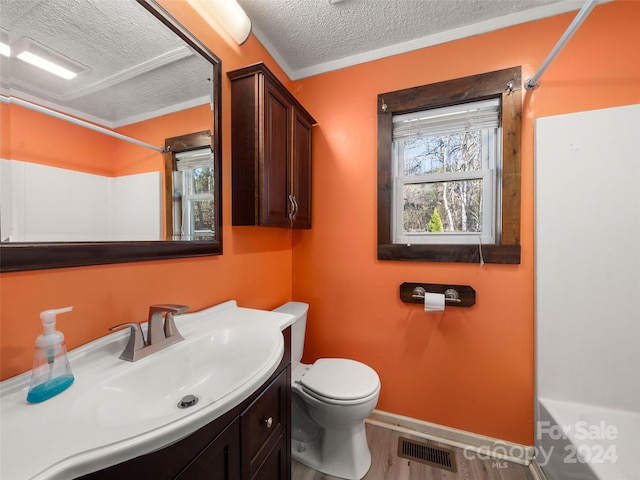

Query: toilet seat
left=298, top=358, right=380, bottom=405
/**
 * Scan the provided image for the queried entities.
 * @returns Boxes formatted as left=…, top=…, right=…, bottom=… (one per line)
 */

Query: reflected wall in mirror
left=0, top=0, right=222, bottom=271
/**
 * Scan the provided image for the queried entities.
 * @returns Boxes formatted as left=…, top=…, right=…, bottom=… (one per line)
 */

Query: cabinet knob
left=263, top=417, right=273, bottom=429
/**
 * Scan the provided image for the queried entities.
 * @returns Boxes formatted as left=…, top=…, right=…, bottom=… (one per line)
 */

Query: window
left=378, top=67, right=522, bottom=264
left=164, top=130, right=216, bottom=241
left=173, top=148, right=215, bottom=240
left=393, top=98, right=499, bottom=245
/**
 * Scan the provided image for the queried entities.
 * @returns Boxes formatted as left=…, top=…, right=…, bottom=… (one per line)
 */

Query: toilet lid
left=300, top=358, right=379, bottom=401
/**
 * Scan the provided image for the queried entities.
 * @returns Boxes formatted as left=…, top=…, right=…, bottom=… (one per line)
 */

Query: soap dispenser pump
left=26, top=307, right=75, bottom=403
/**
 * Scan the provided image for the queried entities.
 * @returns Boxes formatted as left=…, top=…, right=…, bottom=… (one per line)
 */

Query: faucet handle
left=163, top=312, right=182, bottom=340
left=162, top=305, right=189, bottom=339
left=110, top=323, right=145, bottom=362
left=148, top=304, right=189, bottom=344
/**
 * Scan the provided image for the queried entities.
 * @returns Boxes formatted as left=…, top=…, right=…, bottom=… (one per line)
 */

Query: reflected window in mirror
left=165, top=131, right=215, bottom=240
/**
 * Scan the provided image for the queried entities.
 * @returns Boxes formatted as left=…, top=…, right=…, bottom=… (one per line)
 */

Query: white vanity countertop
left=0, top=301, right=292, bottom=480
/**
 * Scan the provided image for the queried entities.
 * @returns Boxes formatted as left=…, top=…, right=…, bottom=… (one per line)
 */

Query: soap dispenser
left=26, top=307, right=75, bottom=403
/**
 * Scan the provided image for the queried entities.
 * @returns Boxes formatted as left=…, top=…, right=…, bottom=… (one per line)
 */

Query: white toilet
left=273, top=302, right=380, bottom=480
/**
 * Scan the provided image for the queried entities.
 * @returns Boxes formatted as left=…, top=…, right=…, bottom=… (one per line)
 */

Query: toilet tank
left=272, top=302, right=308, bottom=366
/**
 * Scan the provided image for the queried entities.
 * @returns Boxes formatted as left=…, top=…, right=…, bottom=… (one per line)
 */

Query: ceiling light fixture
left=13, top=38, right=86, bottom=80
left=187, top=0, right=252, bottom=45
left=17, top=51, right=77, bottom=79
left=0, top=30, right=10, bottom=57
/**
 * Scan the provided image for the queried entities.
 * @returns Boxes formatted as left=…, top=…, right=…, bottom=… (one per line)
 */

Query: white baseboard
left=366, top=409, right=536, bottom=466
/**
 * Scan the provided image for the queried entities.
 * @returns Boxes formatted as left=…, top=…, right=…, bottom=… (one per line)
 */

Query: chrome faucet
left=110, top=304, right=189, bottom=362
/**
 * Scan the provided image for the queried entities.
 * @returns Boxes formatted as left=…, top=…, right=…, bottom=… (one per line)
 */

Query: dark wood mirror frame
left=0, top=0, right=223, bottom=272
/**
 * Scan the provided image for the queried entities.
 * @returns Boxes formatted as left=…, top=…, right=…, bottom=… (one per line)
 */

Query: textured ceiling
left=0, top=0, right=594, bottom=126
left=0, top=0, right=213, bottom=128
left=236, top=0, right=590, bottom=79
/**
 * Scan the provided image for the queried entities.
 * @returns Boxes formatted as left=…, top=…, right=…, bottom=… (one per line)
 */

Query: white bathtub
left=536, top=398, right=639, bottom=480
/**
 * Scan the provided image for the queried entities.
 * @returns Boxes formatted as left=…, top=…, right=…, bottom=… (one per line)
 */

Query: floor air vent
left=397, top=437, right=457, bottom=472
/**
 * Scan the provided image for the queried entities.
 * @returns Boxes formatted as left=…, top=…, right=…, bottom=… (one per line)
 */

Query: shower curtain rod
left=525, top=0, right=598, bottom=90
left=1, top=95, right=166, bottom=153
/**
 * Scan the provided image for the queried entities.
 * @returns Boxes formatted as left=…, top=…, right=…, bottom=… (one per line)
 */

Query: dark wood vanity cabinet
left=242, top=367, right=290, bottom=480
left=174, top=368, right=290, bottom=480
left=228, top=63, right=316, bottom=229
left=77, top=328, right=291, bottom=480
left=175, top=418, right=241, bottom=479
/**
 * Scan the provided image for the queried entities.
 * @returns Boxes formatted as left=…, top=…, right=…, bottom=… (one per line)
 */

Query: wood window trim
left=377, top=66, right=522, bottom=264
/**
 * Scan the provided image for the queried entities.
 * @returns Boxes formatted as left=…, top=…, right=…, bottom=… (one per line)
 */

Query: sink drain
left=177, top=394, right=199, bottom=409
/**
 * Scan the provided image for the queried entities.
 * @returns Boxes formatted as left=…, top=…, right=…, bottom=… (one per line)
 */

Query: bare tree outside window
left=191, top=167, right=215, bottom=232
left=402, top=132, right=484, bottom=234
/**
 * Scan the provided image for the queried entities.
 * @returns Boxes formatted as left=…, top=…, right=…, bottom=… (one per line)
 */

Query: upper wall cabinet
left=229, top=63, right=316, bottom=229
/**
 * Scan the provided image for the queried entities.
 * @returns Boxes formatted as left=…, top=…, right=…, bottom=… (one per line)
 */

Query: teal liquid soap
left=26, top=374, right=74, bottom=403
left=27, top=306, right=75, bottom=404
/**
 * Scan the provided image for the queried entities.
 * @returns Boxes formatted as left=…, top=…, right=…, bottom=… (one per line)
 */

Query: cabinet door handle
left=288, top=195, right=295, bottom=220
left=263, top=417, right=273, bottom=429
left=291, top=195, right=299, bottom=220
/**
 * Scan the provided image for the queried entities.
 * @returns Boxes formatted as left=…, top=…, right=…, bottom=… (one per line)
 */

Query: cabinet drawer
left=241, top=368, right=288, bottom=477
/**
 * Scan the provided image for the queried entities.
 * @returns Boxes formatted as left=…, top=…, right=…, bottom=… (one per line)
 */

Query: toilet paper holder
left=412, top=286, right=461, bottom=303
left=399, top=282, right=476, bottom=308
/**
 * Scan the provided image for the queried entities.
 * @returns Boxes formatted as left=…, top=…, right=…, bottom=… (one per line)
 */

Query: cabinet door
left=252, top=433, right=289, bottom=480
left=76, top=413, right=240, bottom=480
left=175, top=418, right=241, bottom=480
left=261, top=79, right=291, bottom=227
left=241, top=368, right=288, bottom=479
left=290, top=110, right=313, bottom=229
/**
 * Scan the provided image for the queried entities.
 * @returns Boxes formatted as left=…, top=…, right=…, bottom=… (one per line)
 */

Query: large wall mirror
left=0, top=0, right=222, bottom=271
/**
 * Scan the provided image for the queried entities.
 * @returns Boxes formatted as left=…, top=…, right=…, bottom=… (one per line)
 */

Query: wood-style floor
left=292, top=423, right=537, bottom=480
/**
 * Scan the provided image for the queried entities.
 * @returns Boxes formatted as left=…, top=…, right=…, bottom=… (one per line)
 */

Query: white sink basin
left=0, top=301, right=293, bottom=480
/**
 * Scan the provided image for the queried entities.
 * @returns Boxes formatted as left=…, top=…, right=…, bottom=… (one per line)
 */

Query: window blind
left=393, top=98, right=500, bottom=139
left=175, top=148, right=213, bottom=171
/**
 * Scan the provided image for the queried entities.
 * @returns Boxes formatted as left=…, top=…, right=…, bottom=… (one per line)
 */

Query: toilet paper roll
left=424, top=292, right=445, bottom=312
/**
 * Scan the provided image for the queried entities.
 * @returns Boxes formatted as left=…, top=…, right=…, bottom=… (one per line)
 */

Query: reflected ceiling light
left=187, top=0, right=252, bottom=45
left=13, top=38, right=86, bottom=80
left=0, top=30, right=9, bottom=57
left=17, top=51, right=77, bottom=79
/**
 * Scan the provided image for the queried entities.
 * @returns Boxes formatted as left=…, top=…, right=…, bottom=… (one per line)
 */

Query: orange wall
left=114, top=104, right=211, bottom=176
left=290, top=0, right=640, bottom=445
left=6, top=104, right=116, bottom=176
left=1, top=103, right=11, bottom=159
left=1, top=0, right=638, bottom=447
left=4, top=102, right=211, bottom=178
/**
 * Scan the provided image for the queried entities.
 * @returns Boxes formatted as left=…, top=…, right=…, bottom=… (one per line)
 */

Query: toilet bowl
left=273, top=302, right=380, bottom=480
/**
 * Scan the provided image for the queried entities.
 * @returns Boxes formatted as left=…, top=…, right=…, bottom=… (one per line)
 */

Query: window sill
left=377, top=243, right=520, bottom=264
